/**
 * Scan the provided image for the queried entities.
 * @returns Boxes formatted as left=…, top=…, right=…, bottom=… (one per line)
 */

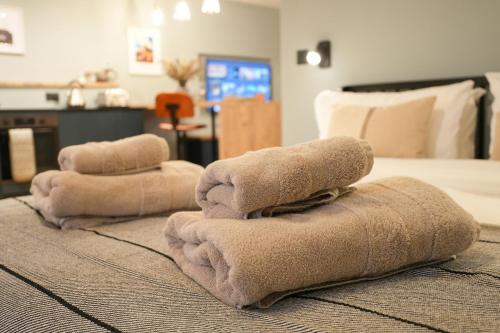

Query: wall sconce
left=297, top=40, right=331, bottom=68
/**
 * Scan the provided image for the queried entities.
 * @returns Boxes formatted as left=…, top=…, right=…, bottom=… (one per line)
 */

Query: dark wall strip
left=79, top=228, right=176, bottom=264
left=0, top=264, right=122, bottom=333
left=292, top=295, right=449, bottom=333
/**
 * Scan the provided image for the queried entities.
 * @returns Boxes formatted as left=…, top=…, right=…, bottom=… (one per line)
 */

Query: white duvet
left=360, top=158, right=500, bottom=226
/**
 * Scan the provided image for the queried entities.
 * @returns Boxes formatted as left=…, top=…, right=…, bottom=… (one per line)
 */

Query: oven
left=0, top=112, right=59, bottom=197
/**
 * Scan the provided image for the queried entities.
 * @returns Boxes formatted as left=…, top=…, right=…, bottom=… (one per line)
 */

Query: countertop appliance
left=96, top=88, right=130, bottom=108
left=66, top=80, right=86, bottom=109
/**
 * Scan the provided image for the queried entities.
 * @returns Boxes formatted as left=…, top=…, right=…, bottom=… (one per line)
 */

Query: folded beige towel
left=196, top=137, right=374, bottom=219
left=31, top=161, right=203, bottom=229
left=165, top=177, right=480, bottom=308
left=58, top=134, right=169, bottom=175
left=9, top=128, right=37, bottom=182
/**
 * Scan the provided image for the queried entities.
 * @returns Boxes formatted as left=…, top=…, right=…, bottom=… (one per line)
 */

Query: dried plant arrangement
left=163, top=58, right=200, bottom=89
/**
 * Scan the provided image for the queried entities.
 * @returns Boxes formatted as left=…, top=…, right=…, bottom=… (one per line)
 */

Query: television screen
left=204, top=57, right=272, bottom=106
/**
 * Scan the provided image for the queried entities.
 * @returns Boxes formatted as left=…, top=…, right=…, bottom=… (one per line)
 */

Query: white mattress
left=360, top=158, right=500, bottom=226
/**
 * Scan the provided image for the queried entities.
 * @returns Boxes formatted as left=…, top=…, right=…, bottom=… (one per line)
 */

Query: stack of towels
left=31, top=134, right=203, bottom=229
left=163, top=136, right=481, bottom=308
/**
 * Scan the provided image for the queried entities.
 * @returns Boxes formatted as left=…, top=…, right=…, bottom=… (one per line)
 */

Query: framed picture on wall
left=0, top=5, right=26, bottom=55
left=128, top=27, right=162, bottom=75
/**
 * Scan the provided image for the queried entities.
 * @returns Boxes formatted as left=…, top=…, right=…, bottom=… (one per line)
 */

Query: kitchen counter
left=0, top=107, right=146, bottom=198
left=0, top=108, right=145, bottom=147
left=0, top=107, right=146, bottom=112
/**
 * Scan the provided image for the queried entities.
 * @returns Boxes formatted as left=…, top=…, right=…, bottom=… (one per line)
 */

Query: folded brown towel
left=165, top=177, right=480, bottom=308
left=196, top=137, right=374, bottom=219
left=31, top=161, right=203, bottom=229
left=58, top=134, right=169, bottom=175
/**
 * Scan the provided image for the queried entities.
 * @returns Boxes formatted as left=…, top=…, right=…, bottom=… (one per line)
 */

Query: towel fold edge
left=251, top=256, right=455, bottom=309
left=358, top=139, right=374, bottom=177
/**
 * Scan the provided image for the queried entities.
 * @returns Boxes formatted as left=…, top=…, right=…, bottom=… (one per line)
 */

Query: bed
left=1, top=77, right=500, bottom=332
left=340, top=77, right=500, bottom=227
left=1, top=196, right=499, bottom=332
left=362, top=158, right=500, bottom=226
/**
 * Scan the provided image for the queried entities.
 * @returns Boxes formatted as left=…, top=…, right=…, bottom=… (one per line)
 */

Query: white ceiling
left=227, top=0, right=281, bottom=9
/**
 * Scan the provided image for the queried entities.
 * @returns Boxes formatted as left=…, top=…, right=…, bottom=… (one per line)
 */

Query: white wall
left=0, top=0, right=280, bottom=136
left=280, top=0, right=500, bottom=145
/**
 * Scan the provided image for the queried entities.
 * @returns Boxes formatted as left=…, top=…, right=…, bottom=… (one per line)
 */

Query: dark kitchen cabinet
left=58, top=108, right=145, bottom=147
left=0, top=108, right=145, bottom=198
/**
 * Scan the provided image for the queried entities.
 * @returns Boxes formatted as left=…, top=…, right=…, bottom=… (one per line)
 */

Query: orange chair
left=155, top=92, right=205, bottom=159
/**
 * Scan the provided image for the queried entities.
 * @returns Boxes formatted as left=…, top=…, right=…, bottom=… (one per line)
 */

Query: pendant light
left=173, top=0, right=191, bottom=21
left=152, top=1, right=164, bottom=26
left=201, top=0, right=221, bottom=14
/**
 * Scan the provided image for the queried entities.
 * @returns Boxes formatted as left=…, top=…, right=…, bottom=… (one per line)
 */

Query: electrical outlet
left=45, top=92, right=60, bottom=103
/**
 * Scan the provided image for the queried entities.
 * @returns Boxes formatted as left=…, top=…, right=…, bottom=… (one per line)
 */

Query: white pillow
left=486, top=72, right=500, bottom=158
left=315, top=80, right=474, bottom=158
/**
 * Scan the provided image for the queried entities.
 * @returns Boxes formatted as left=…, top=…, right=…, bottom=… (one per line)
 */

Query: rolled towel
left=9, top=128, right=37, bottom=182
left=165, top=177, right=480, bottom=308
left=58, top=134, right=169, bottom=175
left=196, top=137, right=374, bottom=219
left=31, top=161, right=203, bottom=229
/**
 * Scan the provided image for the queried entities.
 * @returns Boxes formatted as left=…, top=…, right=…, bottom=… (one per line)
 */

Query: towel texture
left=31, top=161, right=202, bottom=229
left=8, top=128, right=37, bottom=182
left=196, top=137, right=374, bottom=219
left=165, top=177, right=480, bottom=308
left=58, top=134, right=169, bottom=175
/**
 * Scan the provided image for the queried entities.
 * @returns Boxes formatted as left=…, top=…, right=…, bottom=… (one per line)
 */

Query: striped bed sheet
left=1, top=196, right=499, bottom=333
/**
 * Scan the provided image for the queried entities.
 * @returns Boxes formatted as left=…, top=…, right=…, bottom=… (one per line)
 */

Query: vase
left=178, top=80, right=188, bottom=93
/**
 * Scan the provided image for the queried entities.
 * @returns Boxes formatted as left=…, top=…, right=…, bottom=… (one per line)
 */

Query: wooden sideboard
left=218, top=98, right=281, bottom=159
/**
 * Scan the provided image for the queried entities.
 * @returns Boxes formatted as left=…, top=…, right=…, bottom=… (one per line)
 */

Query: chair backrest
left=155, top=92, right=194, bottom=119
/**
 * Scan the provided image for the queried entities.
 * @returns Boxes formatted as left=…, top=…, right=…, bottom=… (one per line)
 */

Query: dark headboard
left=342, top=77, right=489, bottom=159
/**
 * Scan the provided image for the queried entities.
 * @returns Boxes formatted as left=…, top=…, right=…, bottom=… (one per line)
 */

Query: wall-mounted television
left=202, top=55, right=272, bottom=108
